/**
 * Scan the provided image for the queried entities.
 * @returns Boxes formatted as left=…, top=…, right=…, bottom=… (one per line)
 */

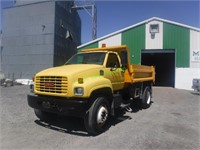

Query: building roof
left=78, top=17, right=200, bottom=49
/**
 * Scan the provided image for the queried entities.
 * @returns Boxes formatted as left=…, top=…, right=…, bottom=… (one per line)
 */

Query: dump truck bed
left=124, top=64, right=155, bottom=83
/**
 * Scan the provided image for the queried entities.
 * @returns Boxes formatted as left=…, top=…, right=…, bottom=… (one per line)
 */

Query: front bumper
left=27, top=94, right=89, bottom=118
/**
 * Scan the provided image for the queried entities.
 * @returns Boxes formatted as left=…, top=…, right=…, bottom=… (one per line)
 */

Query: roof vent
left=150, top=24, right=159, bottom=33
left=102, top=43, right=106, bottom=48
left=150, top=24, right=159, bottom=39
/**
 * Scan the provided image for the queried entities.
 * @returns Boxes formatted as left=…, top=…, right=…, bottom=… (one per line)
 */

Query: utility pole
left=72, top=0, right=97, bottom=40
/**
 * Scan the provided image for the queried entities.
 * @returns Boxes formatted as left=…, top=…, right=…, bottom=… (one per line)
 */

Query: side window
left=106, top=53, right=120, bottom=68
left=119, top=51, right=127, bottom=66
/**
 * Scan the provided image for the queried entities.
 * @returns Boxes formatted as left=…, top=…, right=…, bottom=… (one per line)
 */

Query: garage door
left=141, top=49, right=175, bottom=87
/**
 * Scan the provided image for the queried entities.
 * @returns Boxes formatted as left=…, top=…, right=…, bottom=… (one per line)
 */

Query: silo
left=2, top=0, right=81, bottom=79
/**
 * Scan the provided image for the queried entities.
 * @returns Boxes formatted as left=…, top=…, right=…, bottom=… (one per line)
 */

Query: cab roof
left=81, top=45, right=129, bottom=53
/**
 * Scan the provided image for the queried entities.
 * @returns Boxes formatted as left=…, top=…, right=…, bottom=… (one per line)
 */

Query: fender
left=73, top=76, right=113, bottom=98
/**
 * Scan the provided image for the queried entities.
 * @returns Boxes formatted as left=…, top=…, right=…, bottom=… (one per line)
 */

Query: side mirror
left=121, top=64, right=127, bottom=70
left=110, top=64, right=118, bottom=71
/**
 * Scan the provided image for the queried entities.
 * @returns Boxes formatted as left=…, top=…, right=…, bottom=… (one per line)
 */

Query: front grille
left=35, top=76, right=68, bottom=95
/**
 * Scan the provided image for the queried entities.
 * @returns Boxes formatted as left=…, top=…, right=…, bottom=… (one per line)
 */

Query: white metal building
left=78, top=17, right=200, bottom=90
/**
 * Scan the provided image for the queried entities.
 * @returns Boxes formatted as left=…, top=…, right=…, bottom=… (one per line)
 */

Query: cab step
left=120, top=103, right=132, bottom=112
left=120, top=103, right=130, bottom=108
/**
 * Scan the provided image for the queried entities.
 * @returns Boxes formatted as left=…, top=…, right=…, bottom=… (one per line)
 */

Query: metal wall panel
left=163, top=23, right=190, bottom=67
left=190, top=30, right=200, bottom=68
left=145, top=20, right=163, bottom=49
left=122, top=25, right=145, bottom=64
left=2, top=2, right=55, bottom=79
left=54, top=1, right=81, bottom=66
left=98, top=33, right=122, bottom=47
left=2, top=1, right=81, bottom=79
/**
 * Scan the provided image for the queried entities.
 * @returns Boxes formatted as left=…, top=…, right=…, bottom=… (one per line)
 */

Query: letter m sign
left=192, top=50, right=200, bottom=61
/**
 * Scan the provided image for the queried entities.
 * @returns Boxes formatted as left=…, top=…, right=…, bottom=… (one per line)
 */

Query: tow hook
left=42, top=101, right=62, bottom=112
left=42, top=101, right=51, bottom=109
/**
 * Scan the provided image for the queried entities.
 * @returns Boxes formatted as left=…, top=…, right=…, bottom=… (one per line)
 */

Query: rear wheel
left=84, top=97, right=110, bottom=135
left=141, top=87, right=151, bottom=109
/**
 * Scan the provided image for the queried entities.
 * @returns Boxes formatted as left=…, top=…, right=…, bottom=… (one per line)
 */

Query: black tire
left=84, top=97, right=110, bottom=135
left=141, top=87, right=151, bottom=109
left=34, top=109, right=57, bottom=121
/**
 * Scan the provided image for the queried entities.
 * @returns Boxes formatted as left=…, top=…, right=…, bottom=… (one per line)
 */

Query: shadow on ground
left=35, top=100, right=148, bottom=136
left=191, top=91, right=200, bottom=96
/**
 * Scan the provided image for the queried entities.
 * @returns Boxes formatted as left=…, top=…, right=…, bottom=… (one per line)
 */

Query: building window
left=60, top=19, right=64, bottom=28
left=150, top=24, right=159, bottom=33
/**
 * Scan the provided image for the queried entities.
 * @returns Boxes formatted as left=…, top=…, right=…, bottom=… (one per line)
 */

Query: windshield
left=65, top=52, right=106, bottom=65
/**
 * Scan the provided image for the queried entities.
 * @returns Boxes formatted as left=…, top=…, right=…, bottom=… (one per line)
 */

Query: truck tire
left=84, top=97, right=110, bottom=135
left=34, top=109, right=57, bottom=121
left=141, top=87, right=151, bottom=109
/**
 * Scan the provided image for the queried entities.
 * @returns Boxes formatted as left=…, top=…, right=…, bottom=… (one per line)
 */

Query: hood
left=36, top=64, right=103, bottom=77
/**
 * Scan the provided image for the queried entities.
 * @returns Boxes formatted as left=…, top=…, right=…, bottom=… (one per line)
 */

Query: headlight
left=74, top=87, right=84, bottom=96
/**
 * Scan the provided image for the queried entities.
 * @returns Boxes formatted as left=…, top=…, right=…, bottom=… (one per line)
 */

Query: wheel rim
left=146, top=91, right=151, bottom=104
left=97, top=105, right=108, bottom=127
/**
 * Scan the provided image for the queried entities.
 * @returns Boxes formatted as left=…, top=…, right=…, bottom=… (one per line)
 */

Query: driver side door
left=104, top=53, right=124, bottom=91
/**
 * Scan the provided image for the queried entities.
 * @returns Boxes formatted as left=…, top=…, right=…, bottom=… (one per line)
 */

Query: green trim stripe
left=122, top=25, right=145, bottom=64
left=163, top=23, right=190, bottom=67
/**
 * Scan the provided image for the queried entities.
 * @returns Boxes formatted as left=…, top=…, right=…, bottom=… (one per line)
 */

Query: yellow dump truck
left=28, top=45, right=155, bottom=135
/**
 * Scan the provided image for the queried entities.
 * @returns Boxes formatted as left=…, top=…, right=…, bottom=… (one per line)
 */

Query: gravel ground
left=0, top=85, right=199, bottom=150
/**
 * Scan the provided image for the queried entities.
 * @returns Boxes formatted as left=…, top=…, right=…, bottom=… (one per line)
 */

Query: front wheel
left=84, top=97, right=110, bottom=135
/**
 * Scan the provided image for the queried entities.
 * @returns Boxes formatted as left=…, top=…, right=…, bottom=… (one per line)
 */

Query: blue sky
left=80, top=0, right=200, bottom=43
left=1, top=0, right=200, bottom=44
